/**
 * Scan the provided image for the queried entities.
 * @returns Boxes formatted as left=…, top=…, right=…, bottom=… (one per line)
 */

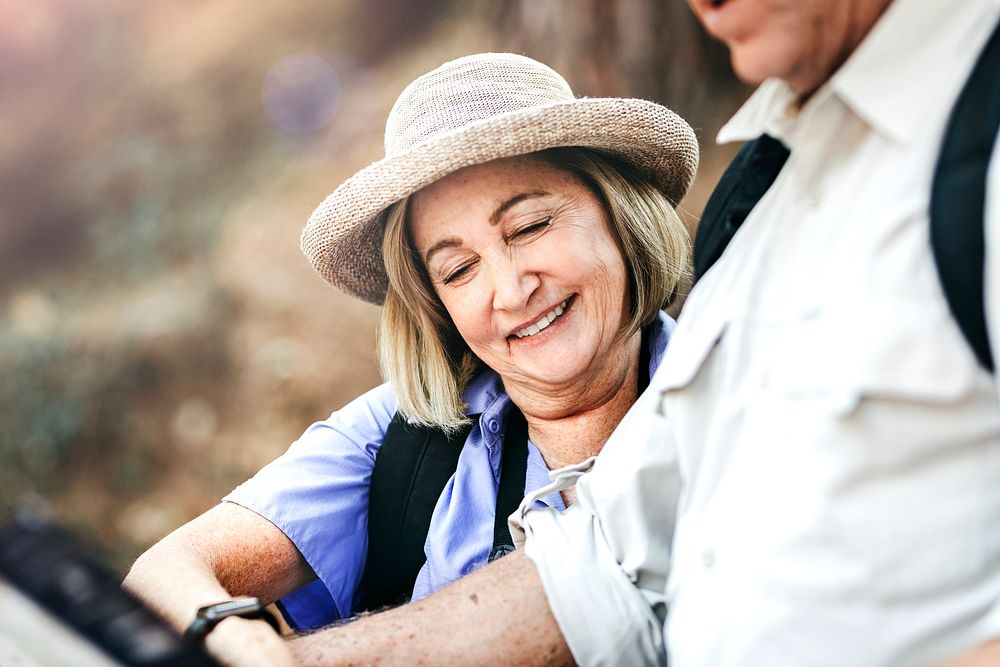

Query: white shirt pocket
left=652, top=308, right=729, bottom=399
left=736, top=299, right=998, bottom=604
left=768, top=298, right=982, bottom=417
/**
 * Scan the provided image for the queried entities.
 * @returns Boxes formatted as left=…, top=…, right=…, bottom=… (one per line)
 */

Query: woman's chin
left=503, top=354, right=599, bottom=393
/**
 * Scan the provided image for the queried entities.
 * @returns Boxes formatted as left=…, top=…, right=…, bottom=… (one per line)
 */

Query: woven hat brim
left=301, top=97, right=699, bottom=304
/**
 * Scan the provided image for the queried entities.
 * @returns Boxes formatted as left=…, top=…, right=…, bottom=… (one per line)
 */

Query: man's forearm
left=290, top=550, right=573, bottom=667
left=928, top=638, right=1000, bottom=667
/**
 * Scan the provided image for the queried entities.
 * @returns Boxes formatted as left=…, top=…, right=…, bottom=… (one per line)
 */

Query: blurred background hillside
left=0, top=0, right=748, bottom=570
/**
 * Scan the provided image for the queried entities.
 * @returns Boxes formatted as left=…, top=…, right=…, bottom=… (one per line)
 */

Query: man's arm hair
left=289, top=550, right=573, bottom=667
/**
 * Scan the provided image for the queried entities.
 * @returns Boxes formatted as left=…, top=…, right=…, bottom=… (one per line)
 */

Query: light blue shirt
left=225, top=312, right=674, bottom=628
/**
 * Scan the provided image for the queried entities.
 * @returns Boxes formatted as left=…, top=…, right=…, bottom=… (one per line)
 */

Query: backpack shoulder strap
left=693, top=134, right=790, bottom=281
left=489, top=406, right=529, bottom=561
left=360, top=412, right=473, bottom=611
left=930, top=20, right=1000, bottom=373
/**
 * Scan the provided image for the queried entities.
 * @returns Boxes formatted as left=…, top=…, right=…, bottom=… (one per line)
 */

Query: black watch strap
left=184, top=597, right=281, bottom=643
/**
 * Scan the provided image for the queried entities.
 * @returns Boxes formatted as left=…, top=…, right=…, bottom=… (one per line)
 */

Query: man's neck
left=792, top=0, right=894, bottom=105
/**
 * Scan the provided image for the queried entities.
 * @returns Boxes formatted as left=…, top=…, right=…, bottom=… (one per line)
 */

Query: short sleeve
left=224, top=382, right=397, bottom=624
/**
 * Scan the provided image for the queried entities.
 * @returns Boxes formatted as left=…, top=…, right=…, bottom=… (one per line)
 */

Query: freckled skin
left=123, top=157, right=631, bottom=667
left=123, top=503, right=306, bottom=667
left=410, top=155, right=641, bottom=471
left=124, top=4, right=926, bottom=666
left=410, top=155, right=631, bottom=411
left=290, top=551, right=572, bottom=667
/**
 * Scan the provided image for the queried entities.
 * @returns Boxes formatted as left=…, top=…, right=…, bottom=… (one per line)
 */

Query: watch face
left=202, top=598, right=261, bottom=621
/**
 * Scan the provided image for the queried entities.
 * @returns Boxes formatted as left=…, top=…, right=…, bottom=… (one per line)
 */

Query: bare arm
left=123, top=502, right=312, bottom=666
left=927, top=639, right=1000, bottom=667
left=289, top=550, right=572, bottom=667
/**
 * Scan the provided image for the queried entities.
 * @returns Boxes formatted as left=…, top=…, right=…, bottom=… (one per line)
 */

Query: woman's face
left=409, top=154, right=629, bottom=394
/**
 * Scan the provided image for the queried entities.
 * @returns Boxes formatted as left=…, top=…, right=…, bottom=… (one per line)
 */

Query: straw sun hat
left=301, top=52, right=699, bottom=305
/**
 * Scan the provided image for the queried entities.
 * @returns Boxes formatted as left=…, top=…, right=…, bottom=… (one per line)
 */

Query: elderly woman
left=124, top=52, right=696, bottom=664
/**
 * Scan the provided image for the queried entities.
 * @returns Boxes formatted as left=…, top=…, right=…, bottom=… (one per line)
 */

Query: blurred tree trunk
left=492, top=0, right=745, bottom=124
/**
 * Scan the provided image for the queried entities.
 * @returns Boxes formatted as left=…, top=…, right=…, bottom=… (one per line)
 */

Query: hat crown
left=384, top=53, right=575, bottom=156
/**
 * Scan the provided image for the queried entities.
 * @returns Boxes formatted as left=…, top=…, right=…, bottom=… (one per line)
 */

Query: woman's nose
left=490, top=259, right=540, bottom=313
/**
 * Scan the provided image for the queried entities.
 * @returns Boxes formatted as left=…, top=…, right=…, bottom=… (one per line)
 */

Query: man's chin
left=728, top=45, right=782, bottom=86
left=730, top=52, right=772, bottom=86
left=729, top=42, right=821, bottom=92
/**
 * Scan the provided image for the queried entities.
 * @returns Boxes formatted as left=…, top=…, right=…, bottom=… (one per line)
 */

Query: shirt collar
left=717, top=79, right=797, bottom=145
left=463, top=369, right=505, bottom=416
left=646, top=310, right=674, bottom=377
left=718, top=0, right=1000, bottom=147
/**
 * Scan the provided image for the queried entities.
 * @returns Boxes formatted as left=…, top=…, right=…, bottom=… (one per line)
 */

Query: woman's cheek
left=448, top=290, right=490, bottom=347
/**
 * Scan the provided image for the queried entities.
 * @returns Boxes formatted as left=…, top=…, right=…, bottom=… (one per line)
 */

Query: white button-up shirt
left=515, top=0, right=1000, bottom=665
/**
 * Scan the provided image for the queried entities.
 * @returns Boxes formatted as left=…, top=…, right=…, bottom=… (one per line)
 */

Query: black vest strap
left=360, top=413, right=473, bottom=611
left=361, top=407, right=532, bottom=609
left=488, top=332, right=654, bottom=562
left=360, top=332, right=656, bottom=604
left=489, top=407, right=529, bottom=561
left=930, top=20, right=1000, bottom=372
left=693, top=134, right=790, bottom=281
left=693, top=23, right=1000, bottom=373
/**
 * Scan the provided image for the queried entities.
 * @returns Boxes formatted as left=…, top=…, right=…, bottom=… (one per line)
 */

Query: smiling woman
left=383, top=148, right=688, bottom=444
left=122, top=52, right=697, bottom=662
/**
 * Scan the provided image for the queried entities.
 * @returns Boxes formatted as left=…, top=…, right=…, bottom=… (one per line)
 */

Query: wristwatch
left=184, top=597, right=282, bottom=642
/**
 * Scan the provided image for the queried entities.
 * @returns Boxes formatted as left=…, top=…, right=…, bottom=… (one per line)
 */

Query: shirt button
left=702, top=550, right=716, bottom=569
left=487, top=419, right=500, bottom=434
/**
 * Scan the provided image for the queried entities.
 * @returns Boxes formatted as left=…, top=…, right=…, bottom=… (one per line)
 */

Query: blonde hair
left=378, top=147, right=690, bottom=431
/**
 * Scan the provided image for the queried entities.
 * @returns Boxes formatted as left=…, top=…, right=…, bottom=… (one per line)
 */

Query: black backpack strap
left=693, top=134, right=791, bottom=281
left=360, top=413, right=473, bottom=611
left=489, top=333, right=656, bottom=561
left=489, top=407, right=529, bottom=562
left=930, top=20, right=1000, bottom=373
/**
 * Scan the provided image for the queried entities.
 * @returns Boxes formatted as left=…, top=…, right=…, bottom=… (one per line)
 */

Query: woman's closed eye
left=508, top=217, right=551, bottom=241
left=443, top=260, right=477, bottom=284
left=438, top=217, right=551, bottom=285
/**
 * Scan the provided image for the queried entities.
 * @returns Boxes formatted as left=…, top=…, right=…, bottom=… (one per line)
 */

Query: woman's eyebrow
left=424, top=236, right=463, bottom=266
left=424, top=191, right=550, bottom=265
left=489, top=190, right=549, bottom=226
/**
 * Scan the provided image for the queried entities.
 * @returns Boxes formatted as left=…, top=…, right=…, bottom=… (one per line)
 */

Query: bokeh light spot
left=262, top=53, right=341, bottom=133
left=170, top=398, right=219, bottom=446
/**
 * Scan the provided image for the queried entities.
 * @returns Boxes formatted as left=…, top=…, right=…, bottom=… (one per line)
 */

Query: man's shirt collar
left=718, top=0, right=1000, bottom=147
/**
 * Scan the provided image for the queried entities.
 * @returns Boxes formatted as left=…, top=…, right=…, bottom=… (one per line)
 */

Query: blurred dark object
left=0, top=509, right=218, bottom=667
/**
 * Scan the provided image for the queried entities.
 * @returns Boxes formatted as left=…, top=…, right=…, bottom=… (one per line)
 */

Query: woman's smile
left=510, top=296, right=571, bottom=339
left=128, top=51, right=696, bottom=655
left=409, top=155, right=630, bottom=393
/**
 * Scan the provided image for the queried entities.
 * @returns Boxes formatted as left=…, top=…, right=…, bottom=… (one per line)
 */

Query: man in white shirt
left=282, top=0, right=1000, bottom=665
